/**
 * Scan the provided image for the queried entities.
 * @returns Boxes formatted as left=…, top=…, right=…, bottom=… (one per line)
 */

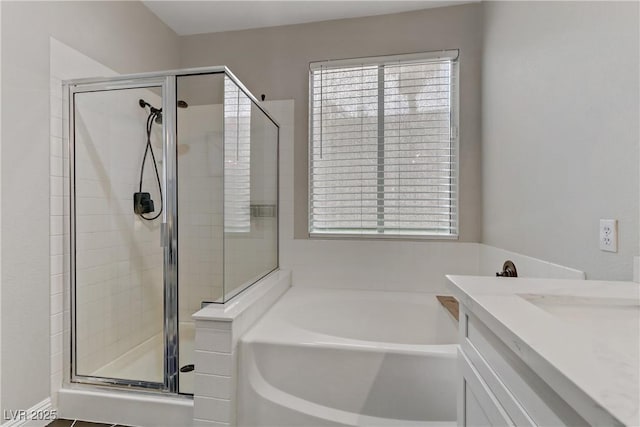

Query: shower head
left=139, top=99, right=188, bottom=111
left=139, top=98, right=188, bottom=125
left=139, top=99, right=161, bottom=115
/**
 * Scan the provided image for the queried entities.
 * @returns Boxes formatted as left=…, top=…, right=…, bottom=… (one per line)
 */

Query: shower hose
left=138, top=109, right=163, bottom=221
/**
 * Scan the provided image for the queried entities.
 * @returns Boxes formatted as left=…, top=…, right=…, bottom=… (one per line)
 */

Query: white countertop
left=446, top=275, right=640, bottom=427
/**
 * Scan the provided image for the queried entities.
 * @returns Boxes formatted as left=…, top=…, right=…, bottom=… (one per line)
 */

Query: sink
left=519, top=293, right=639, bottom=355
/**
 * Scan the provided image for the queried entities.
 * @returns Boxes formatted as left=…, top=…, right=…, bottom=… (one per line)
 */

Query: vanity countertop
left=446, top=275, right=639, bottom=427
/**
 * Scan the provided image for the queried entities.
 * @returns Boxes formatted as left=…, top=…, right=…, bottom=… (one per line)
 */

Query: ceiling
left=142, top=1, right=473, bottom=36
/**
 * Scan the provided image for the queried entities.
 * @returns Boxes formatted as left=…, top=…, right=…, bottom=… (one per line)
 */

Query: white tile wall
left=196, top=329, right=233, bottom=353
left=193, top=317, right=234, bottom=423
left=192, top=326, right=234, bottom=425
left=194, top=396, right=232, bottom=423
left=194, top=373, right=232, bottom=399
left=194, top=350, right=233, bottom=377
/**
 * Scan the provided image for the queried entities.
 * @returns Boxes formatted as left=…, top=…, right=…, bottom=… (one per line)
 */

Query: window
left=309, top=51, right=459, bottom=237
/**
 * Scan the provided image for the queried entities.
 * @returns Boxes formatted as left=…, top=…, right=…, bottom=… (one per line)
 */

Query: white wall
left=481, top=1, right=639, bottom=280
left=1, top=0, right=179, bottom=416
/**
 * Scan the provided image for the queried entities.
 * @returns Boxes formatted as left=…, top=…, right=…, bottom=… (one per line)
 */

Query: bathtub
left=238, top=287, right=458, bottom=426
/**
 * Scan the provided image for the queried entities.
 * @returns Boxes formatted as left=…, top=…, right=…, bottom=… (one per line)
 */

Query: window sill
left=308, top=232, right=459, bottom=242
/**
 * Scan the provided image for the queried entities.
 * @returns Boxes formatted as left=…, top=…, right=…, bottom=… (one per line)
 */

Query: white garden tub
left=238, top=287, right=458, bottom=426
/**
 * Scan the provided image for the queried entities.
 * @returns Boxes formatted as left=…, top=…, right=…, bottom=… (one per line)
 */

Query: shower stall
left=65, top=67, right=279, bottom=395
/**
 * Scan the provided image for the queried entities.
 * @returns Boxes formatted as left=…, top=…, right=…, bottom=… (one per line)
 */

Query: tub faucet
left=496, top=260, right=518, bottom=277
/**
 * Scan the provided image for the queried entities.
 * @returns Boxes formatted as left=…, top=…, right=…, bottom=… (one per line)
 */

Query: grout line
left=70, top=421, right=77, bottom=427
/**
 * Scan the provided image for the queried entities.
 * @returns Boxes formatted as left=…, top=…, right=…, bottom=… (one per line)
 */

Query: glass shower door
left=71, top=79, right=174, bottom=388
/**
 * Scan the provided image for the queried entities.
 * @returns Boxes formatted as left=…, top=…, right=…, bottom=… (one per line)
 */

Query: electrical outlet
left=599, top=219, right=618, bottom=253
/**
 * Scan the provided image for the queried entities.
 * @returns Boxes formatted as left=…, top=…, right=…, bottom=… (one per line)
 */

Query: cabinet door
left=459, top=350, right=514, bottom=427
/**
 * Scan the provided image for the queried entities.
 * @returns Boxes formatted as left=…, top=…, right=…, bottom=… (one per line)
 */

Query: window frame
left=307, top=50, right=460, bottom=240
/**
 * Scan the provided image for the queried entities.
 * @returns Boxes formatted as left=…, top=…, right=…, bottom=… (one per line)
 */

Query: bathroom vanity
left=446, top=276, right=639, bottom=427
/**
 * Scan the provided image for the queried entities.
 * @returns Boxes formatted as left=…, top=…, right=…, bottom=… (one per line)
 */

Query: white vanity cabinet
left=457, top=305, right=589, bottom=427
left=447, top=275, right=638, bottom=427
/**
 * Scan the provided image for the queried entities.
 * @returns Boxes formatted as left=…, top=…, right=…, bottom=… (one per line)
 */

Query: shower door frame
left=67, top=75, right=179, bottom=392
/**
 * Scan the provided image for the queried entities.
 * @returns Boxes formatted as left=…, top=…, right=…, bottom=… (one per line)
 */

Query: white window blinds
left=309, top=51, right=459, bottom=237
left=224, top=76, right=252, bottom=233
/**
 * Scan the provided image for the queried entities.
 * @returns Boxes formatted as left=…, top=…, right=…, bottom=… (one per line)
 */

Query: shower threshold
left=90, top=322, right=195, bottom=394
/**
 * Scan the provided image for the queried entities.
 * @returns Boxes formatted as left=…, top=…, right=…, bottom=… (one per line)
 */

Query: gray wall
left=0, top=0, right=179, bottom=414
left=481, top=1, right=639, bottom=280
left=179, top=4, right=483, bottom=241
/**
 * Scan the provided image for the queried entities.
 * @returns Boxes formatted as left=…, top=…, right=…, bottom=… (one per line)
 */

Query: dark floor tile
left=73, top=421, right=113, bottom=427
left=47, top=418, right=136, bottom=427
left=46, top=420, right=74, bottom=427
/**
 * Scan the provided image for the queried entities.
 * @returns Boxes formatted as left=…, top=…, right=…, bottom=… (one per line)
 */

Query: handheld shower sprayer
left=134, top=98, right=189, bottom=220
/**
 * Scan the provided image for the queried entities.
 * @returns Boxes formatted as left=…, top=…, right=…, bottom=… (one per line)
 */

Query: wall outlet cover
left=599, top=219, right=618, bottom=253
